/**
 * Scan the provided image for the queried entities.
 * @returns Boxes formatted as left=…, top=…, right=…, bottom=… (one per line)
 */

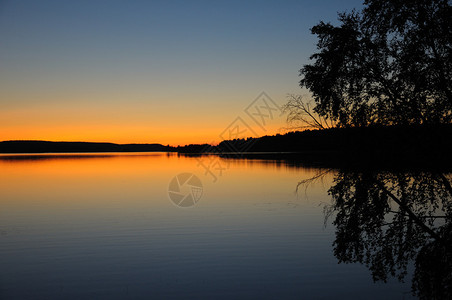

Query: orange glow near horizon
left=0, top=123, right=286, bottom=146
left=0, top=100, right=287, bottom=146
left=0, top=124, right=223, bottom=146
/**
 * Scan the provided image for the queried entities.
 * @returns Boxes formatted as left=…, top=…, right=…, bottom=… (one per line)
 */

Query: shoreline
left=2, top=124, right=451, bottom=170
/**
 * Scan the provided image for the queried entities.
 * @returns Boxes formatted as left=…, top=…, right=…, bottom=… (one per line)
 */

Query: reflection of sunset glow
left=0, top=153, right=333, bottom=208
left=0, top=153, right=174, bottom=173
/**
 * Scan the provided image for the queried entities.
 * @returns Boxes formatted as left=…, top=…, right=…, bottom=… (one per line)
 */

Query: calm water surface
left=0, top=153, right=418, bottom=299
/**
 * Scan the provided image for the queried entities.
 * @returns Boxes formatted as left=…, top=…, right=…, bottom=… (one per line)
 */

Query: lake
left=1, top=153, right=449, bottom=299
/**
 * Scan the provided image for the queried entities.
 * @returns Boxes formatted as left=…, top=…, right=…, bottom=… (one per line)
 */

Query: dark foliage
left=217, top=124, right=452, bottom=169
left=175, top=144, right=214, bottom=153
left=300, top=0, right=452, bottom=126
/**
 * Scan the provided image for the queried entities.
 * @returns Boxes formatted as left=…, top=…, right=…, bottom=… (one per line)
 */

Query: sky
left=0, top=0, right=364, bottom=146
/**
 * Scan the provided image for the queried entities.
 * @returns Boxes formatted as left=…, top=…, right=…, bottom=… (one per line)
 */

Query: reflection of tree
left=325, top=171, right=452, bottom=299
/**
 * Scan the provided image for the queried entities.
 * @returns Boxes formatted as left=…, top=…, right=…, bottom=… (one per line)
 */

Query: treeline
left=178, top=124, right=452, bottom=168
left=0, top=141, right=173, bottom=153
left=2, top=124, right=451, bottom=168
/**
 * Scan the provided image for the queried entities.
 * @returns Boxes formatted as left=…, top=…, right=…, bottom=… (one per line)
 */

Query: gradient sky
left=0, top=0, right=363, bottom=145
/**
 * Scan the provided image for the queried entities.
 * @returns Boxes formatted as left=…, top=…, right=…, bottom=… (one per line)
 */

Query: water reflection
left=2, top=153, right=443, bottom=299
left=1, top=153, right=341, bottom=300
left=0, top=152, right=167, bottom=162
left=319, top=171, right=452, bottom=299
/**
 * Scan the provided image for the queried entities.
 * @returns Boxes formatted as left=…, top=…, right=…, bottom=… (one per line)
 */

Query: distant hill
left=0, top=141, right=174, bottom=153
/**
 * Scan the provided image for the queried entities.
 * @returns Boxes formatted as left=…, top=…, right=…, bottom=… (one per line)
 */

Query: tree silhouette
left=324, top=171, right=452, bottom=299
left=282, top=94, right=337, bottom=130
left=300, top=0, right=452, bottom=127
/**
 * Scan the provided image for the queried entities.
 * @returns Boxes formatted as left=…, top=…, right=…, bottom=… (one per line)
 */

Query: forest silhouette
left=298, top=0, right=451, bottom=127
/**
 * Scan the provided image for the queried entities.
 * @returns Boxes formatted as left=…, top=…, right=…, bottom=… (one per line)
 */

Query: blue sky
left=0, top=0, right=364, bottom=144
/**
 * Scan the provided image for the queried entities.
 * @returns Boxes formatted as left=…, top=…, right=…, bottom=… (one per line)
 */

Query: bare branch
left=283, top=94, right=337, bottom=130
